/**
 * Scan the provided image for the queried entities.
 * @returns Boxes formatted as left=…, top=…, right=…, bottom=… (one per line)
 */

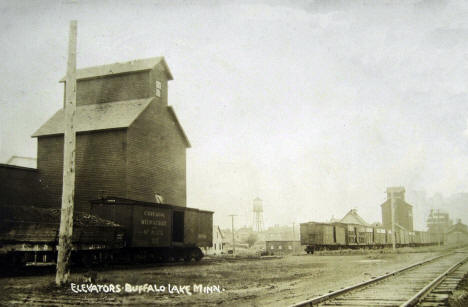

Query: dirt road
left=0, top=251, right=454, bottom=306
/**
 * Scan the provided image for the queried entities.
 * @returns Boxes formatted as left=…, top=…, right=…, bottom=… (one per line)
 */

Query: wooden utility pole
left=437, top=209, right=441, bottom=247
left=56, top=20, right=77, bottom=286
left=292, top=222, right=295, bottom=240
left=391, top=192, right=396, bottom=251
left=229, top=214, right=237, bottom=255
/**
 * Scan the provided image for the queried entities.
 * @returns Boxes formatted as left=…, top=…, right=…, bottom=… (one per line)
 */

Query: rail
left=289, top=253, right=451, bottom=307
left=400, top=254, right=468, bottom=307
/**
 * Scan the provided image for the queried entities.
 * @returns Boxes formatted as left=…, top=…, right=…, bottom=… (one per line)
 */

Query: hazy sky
left=1, top=0, right=467, bottom=229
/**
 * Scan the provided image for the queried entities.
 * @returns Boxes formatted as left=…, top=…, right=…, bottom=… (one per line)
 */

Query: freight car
left=300, top=221, right=438, bottom=254
left=300, top=222, right=344, bottom=251
left=0, top=205, right=125, bottom=268
left=89, top=197, right=213, bottom=263
left=0, top=197, right=213, bottom=268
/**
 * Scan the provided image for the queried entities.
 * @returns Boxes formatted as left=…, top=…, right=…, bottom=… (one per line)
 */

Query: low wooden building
left=265, top=240, right=302, bottom=255
left=340, top=209, right=369, bottom=226
left=445, top=220, right=468, bottom=245
left=203, top=226, right=225, bottom=255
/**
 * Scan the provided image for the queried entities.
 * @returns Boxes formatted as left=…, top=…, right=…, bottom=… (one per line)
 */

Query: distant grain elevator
left=381, top=187, right=414, bottom=231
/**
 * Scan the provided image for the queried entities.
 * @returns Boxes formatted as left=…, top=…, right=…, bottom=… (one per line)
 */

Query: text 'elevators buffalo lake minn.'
left=70, top=283, right=225, bottom=295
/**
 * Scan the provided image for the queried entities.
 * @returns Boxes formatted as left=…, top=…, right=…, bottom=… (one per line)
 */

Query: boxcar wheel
left=191, top=248, right=203, bottom=261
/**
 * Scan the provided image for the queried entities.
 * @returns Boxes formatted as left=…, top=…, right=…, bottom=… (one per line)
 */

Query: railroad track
left=291, top=250, right=468, bottom=307
left=416, top=259, right=468, bottom=306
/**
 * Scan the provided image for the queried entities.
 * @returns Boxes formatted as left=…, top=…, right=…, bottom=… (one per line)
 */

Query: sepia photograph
left=0, top=0, right=468, bottom=306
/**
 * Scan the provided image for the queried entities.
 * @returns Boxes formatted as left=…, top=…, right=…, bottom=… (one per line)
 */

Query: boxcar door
left=172, top=210, right=184, bottom=243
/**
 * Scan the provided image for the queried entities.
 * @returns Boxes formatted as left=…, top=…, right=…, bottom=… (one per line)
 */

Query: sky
left=0, top=0, right=467, bottom=229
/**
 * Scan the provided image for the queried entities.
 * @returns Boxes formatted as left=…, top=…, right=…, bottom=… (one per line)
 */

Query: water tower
left=252, top=197, right=264, bottom=232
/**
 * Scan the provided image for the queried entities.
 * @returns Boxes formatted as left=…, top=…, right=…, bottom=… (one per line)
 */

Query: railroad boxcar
left=414, top=230, right=423, bottom=245
left=408, top=231, right=416, bottom=246
left=338, top=223, right=354, bottom=245
left=363, top=227, right=374, bottom=245
left=300, top=219, right=441, bottom=253
left=386, top=229, right=393, bottom=244
left=343, top=224, right=362, bottom=246
left=0, top=205, right=125, bottom=267
left=354, top=225, right=369, bottom=246
left=415, top=230, right=433, bottom=246
left=300, top=222, right=333, bottom=251
left=327, top=222, right=347, bottom=246
left=89, top=197, right=213, bottom=262
left=333, top=223, right=371, bottom=248
left=373, top=227, right=387, bottom=246
left=300, top=222, right=346, bottom=253
left=0, top=197, right=213, bottom=268
left=395, top=229, right=410, bottom=246
left=334, top=223, right=347, bottom=245
left=402, top=229, right=410, bottom=245
left=428, top=232, right=443, bottom=245
left=427, top=231, right=435, bottom=244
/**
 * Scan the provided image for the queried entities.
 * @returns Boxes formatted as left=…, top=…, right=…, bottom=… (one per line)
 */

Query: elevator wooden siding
left=33, top=57, right=189, bottom=212
left=36, top=130, right=128, bottom=212
left=76, top=71, right=151, bottom=106
left=64, top=57, right=171, bottom=107
left=126, top=102, right=187, bottom=206
left=381, top=199, right=414, bottom=232
left=36, top=135, right=64, bottom=208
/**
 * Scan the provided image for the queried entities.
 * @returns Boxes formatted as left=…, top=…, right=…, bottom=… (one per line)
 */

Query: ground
left=0, top=247, right=466, bottom=306
left=449, top=269, right=468, bottom=307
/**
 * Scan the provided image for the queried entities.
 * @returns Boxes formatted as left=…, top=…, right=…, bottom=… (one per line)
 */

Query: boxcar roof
left=0, top=163, right=37, bottom=171
left=89, top=197, right=214, bottom=213
left=32, top=98, right=153, bottom=137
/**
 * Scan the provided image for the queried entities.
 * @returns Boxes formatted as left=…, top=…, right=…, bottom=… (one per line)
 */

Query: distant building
left=236, top=227, right=253, bottom=242
left=340, top=209, right=369, bottom=226
left=222, top=224, right=300, bottom=249
left=221, top=227, right=253, bottom=250
left=204, top=226, right=225, bottom=255
left=329, top=215, right=340, bottom=223
left=427, top=209, right=452, bottom=243
left=381, top=187, right=414, bottom=231
left=6, top=156, right=37, bottom=168
left=445, top=220, right=468, bottom=245
left=262, top=224, right=298, bottom=241
left=265, top=240, right=302, bottom=255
